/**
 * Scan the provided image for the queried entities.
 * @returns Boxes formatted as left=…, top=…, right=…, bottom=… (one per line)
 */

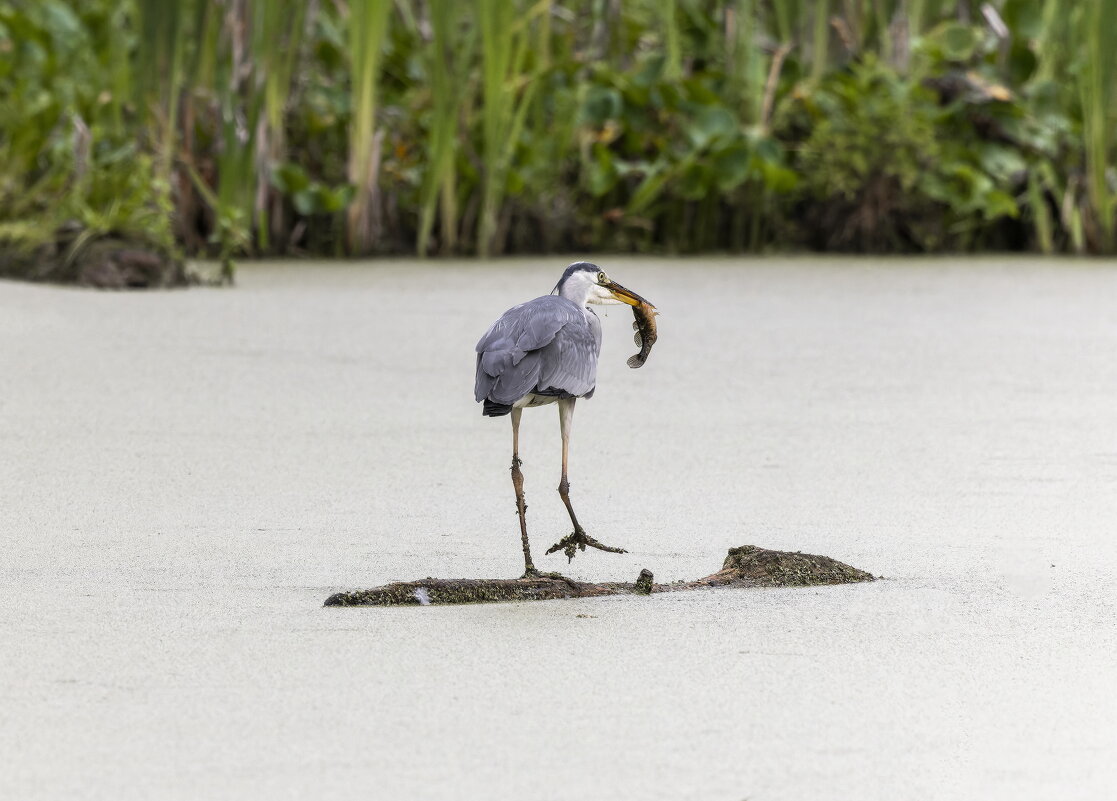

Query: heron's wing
left=474, top=297, right=597, bottom=404
left=534, top=317, right=598, bottom=397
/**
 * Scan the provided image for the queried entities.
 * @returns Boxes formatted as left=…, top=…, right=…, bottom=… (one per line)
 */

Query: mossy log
left=0, top=230, right=193, bottom=288
left=324, top=545, right=875, bottom=607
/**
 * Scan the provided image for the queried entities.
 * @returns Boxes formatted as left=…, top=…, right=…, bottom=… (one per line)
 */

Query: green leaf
left=581, top=85, right=622, bottom=126
left=977, top=145, right=1027, bottom=183
left=1003, top=0, right=1044, bottom=40
left=713, top=144, right=751, bottom=192
left=41, top=1, right=83, bottom=46
left=270, top=162, right=310, bottom=194
left=758, top=161, right=798, bottom=194
left=926, top=22, right=979, bottom=61
left=505, top=168, right=525, bottom=196
left=332, top=184, right=355, bottom=210
left=632, top=53, right=665, bottom=88
left=678, top=162, right=712, bottom=200
left=982, top=189, right=1019, bottom=219
left=1007, top=41, right=1038, bottom=85
left=585, top=143, right=619, bottom=197
left=748, top=131, right=783, bottom=163
left=292, top=189, right=317, bottom=216
left=627, top=162, right=672, bottom=214
left=685, top=105, right=737, bottom=149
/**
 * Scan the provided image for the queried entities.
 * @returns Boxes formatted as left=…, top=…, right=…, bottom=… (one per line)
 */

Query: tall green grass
left=1079, top=0, right=1117, bottom=251
left=345, top=0, right=391, bottom=255
left=476, top=0, right=547, bottom=257
left=417, top=1, right=474, bottom=257
left=254, top=1, right=309, bottom=250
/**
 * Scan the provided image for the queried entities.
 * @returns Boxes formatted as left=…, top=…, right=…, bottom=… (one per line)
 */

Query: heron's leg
left=546, top=398, right=628, bottom=562
left=510, top=408, right=536, bottom=576
left=555, top=397, right=583, bottom=532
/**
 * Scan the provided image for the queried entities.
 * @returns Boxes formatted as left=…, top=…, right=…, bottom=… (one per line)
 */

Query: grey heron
left=474, top=262, right=655, bottom=576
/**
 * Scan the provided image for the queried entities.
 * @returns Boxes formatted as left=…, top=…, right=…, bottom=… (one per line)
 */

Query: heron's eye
left=597, top=271, right=607, bottom=284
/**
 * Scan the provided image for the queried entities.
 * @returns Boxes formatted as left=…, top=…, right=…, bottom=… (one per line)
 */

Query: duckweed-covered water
left=2, top=257, right=1114, bottom=800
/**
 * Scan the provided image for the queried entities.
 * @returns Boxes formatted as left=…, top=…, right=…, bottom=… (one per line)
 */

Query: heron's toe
left=546, top=530, right=627, bottom=562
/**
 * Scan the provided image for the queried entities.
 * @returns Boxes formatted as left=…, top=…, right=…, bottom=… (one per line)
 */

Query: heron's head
left=553, top=262, right=653, bottom=308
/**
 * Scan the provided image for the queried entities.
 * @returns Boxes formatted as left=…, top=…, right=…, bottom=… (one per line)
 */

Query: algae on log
left=324, top=545, right=874, bottom=607
left=0, top=232, right=193, bottom=288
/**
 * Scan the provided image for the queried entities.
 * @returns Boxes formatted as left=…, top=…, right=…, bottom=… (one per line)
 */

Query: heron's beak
left=605, top=280, right=655, bottom=309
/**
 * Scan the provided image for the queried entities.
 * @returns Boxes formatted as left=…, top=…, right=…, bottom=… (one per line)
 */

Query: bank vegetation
left=1, top=0, right=1115, bottom=283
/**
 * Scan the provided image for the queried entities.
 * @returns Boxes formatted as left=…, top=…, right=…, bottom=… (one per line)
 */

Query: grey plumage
left=474, top=295, right=600, bottom=416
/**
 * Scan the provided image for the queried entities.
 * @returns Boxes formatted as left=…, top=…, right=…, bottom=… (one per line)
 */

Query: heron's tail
left=483, top=400, right=513, bottom=417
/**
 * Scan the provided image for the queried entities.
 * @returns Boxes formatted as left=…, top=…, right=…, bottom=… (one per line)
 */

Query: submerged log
left=0, top=230, right=195, bottom=288
left=323, top=545, right=875, bottom=607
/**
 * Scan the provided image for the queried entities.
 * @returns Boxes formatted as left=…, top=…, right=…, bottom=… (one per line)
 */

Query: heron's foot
left=545, top=529, right=628, bottom=562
